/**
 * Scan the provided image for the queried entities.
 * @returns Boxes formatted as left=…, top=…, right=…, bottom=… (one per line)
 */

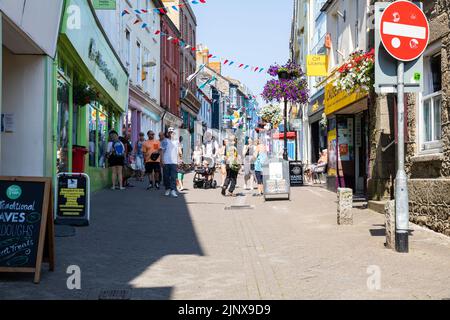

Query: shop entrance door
left=354, top=112, right=367, bottom=195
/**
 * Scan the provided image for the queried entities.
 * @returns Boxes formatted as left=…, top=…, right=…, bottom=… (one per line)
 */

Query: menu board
left=0, top=177, right=54, bottom=283
left=56, top=174, right=89, bottom=226
left=289, top=161, right=304, bottom=187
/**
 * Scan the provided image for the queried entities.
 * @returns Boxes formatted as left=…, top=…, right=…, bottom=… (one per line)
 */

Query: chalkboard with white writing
left=0, top=177, right=54, bottom=283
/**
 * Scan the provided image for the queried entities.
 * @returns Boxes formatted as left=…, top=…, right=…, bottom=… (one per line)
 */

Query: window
left=88, top=104, right=109, bottom=168
left=125, top=29, right=131, bottom=71
left=136, top=41, right=142, bottom=85
left=143, top=49, right=150, bottom=93
left=420, top=51, right=442, bottom=153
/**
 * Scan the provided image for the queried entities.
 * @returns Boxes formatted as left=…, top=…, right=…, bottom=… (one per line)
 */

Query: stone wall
left=368, top=93, right=396, bottom=201
left=404, top=1, right=450, bottom=237
left=409, top=179, right=450, bottom=236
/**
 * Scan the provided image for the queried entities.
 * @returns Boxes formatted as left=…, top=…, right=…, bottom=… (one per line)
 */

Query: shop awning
left=272, top=132, right=297, bottom=140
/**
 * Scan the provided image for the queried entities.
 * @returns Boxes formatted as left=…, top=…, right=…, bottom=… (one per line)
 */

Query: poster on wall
left=327, top=129, right=337, bottom=177
left=338, top=119, right=354, bottom=161
left=1, top=114, right=15, bottom=133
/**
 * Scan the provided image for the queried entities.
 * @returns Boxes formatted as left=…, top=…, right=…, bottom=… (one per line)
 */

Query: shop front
left=54, top=0, right=128, bottom=192
left=308, top=90, right=327, bottom=164
left=324, top=82, right=369, bottom=195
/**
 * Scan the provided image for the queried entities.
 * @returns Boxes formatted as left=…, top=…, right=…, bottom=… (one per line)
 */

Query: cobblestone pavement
left=1, top=174, right=450, bottom=300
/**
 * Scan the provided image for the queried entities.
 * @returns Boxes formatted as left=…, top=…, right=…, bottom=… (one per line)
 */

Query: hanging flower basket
left=277, top=68, right=290, bottom=80
left=333, top=49, right=375, bottom=93
left=263, top=61, right=309, bottom=104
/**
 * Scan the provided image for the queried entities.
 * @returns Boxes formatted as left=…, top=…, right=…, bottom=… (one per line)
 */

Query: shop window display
left=57, top=75, right=70, bottom=174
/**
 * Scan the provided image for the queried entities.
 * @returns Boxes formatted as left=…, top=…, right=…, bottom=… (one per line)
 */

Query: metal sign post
left=376, top=1, right=430, bottom=253
left=395, top=61, right=409, bottom=253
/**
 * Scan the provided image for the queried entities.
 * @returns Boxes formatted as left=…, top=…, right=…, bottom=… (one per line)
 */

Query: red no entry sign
left=380, top=0, right=429, bottom=62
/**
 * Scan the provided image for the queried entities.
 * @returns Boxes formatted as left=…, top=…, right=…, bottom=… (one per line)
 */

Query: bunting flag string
left=151, top=29, right=268, bottom=75
left=122, top=0, right=207, bottom=17
left=122, top=0, right=267, bottom=76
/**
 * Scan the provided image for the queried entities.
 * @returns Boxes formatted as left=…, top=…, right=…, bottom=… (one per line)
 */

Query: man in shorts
left=143, top=130, right=161, bottom=190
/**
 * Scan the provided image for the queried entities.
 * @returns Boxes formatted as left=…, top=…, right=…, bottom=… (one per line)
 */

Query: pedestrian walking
left=177, top=135, right=185, bottom=192
left=202, top=132, right=219, bottom=161
left=158, top=131, right=166, bottom=185
left=119, top=133, right=134, bottom=188
left=221, top=137, right=241, bottom=197
left=243, top=137, right=256, bottom=190
left=218, top=138, right=228, bottom=187
left=133, top=132, right=146, bottom=181
left=143, top=130, right=161, bottom=190
left=160, top=127, right=179, bottom=198
left=192, top=142, right=203, bottom=168
left=253, top=139, right=268, bottom=197
left=107, top=130, right=126, bottom=190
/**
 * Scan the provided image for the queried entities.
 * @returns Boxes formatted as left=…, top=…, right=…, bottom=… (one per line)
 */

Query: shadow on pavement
left=0, top=180, right=203, bottom=300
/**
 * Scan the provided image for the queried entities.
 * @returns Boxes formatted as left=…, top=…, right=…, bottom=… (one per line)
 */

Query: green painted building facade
left=54, top=0, right=128, bottom=192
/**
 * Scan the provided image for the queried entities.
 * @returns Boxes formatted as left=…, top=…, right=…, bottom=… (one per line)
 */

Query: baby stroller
left=193, top=156, right=218, bottom=189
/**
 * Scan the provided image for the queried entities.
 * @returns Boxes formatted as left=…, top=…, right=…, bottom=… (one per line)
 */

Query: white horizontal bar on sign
left=382, top=22, right=426, bottom=39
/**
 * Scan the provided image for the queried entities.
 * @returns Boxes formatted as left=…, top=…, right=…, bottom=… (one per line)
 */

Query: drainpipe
left=0, top=12, right=3, bottom=173
left=161, top=110, right=167, bottom=133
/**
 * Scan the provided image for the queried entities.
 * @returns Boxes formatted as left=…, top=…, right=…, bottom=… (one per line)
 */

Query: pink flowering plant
left=263, top=61, right=309, bottom=104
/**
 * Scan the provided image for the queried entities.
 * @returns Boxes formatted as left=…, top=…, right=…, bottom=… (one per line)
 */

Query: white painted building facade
left=0, top=0, right=63, bottom=177
left=95, top=0, right=164, bottom=142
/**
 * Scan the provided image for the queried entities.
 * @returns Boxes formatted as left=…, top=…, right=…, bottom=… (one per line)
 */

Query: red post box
left=72, top=145, right=88, bottom=173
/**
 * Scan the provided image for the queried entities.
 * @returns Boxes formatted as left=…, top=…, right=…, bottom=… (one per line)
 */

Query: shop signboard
left=0, top=177, right=55, bottom=283
left=92, top=0, right=116, bottom=9
left=324, top=82, right=368, bottom=116
left=306, top=55, right=328, bottom=77
left=61, top=0, right=128, bottom=111
left=289, top=161, right=304, bottom=187
left=55, top=173, right=90, bottom=226
left=263, top=159, right=290, bottom=200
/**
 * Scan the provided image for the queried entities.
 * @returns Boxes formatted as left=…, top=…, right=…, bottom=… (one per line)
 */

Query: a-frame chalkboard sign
left=0, top=177, right=55, bottom=283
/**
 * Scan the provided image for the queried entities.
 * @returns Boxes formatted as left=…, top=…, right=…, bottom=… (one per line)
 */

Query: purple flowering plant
left=263, top=60, right=309, bottom=104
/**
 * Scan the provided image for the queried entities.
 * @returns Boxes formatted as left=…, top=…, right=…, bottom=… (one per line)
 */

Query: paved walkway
left=1, top=174, right=450, bottom=300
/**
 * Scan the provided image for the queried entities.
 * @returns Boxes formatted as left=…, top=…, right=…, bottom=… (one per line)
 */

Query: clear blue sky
left=192, top=0, right=293, bottom=105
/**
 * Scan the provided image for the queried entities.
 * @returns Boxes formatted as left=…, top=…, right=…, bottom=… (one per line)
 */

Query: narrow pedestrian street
left=1, top=174, right=449, bottom=300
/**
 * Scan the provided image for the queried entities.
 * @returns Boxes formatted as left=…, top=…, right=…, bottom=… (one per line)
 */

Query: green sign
left=92, top=0, right=116, bottom=9
left=6, top=185, right=22, bottom=200
left=414, top=72, right=421, bottom=81
left=61, top=0, right=128, bottom=112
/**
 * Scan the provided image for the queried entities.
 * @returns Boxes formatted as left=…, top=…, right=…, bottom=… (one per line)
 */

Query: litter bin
left=72, top=145, right=88, bottom=173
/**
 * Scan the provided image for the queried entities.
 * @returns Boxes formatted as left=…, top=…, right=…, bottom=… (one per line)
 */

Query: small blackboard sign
left=289, top=161, right=304, bottom=187
left=56, top=173, right=90, bottom=226
left=0, top=177, right=55, bottom=283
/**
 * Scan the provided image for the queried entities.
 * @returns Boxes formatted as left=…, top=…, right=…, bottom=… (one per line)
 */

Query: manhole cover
left=98, top=289, right=132, bottom=300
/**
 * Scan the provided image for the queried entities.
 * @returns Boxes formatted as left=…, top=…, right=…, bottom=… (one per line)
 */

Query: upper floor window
left=125, top=29, right=131, bottom=71
left=136, top=41, right=142, bottom=86
left=419, top=46, right=442, bottom=154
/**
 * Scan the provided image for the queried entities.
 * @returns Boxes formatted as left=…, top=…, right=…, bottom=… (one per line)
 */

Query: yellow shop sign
left=306, top=55, right=328, bottom=77
left=324, top=82, right=368, bottom=116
